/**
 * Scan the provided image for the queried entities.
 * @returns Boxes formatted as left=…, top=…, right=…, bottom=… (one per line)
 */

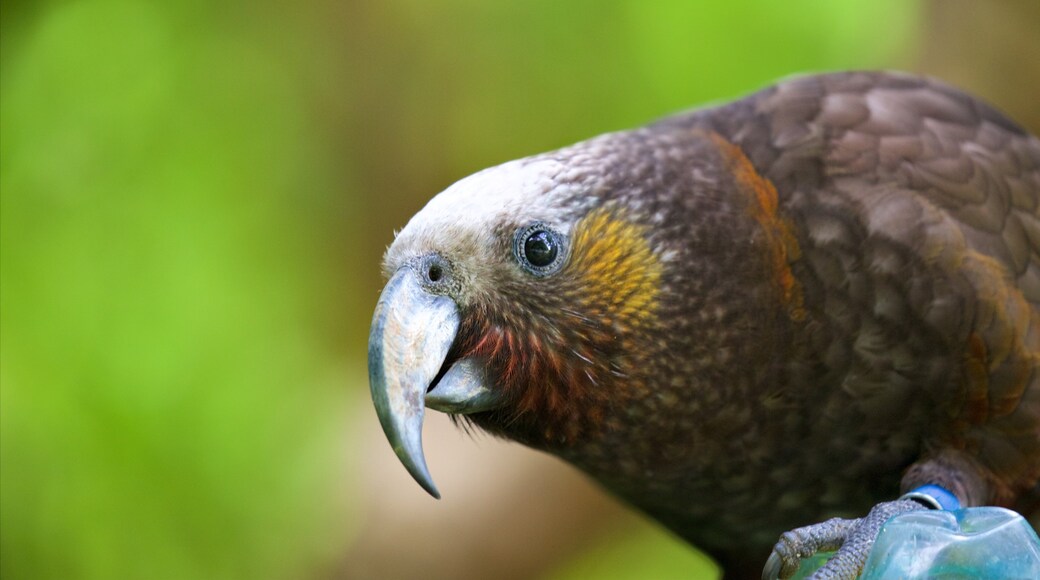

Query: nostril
left=427, top=263, right=443, bottom=283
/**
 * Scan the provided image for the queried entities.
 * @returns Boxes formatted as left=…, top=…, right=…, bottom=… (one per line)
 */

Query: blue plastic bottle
left=860, top=507, right=1040, bottom=579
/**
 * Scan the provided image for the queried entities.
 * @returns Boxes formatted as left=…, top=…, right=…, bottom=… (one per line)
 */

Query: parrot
left=367, top=71, right=1040, bottom=579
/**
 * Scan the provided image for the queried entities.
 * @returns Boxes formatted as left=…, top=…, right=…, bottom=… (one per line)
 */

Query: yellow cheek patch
left=709, top=132, right=806, bottom=321
left=566, top=209, right=662, bottom=329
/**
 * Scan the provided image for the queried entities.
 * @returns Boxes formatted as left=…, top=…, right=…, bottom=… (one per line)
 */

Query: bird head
left=369, top=124, right=787, bottom=498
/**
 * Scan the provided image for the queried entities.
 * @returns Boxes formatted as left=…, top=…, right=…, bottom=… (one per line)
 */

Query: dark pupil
left=524, top=230, right=557, bottom=267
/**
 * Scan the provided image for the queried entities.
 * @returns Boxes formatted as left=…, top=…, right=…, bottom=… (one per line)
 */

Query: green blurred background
left=2, top=1, right=1038, bottom=579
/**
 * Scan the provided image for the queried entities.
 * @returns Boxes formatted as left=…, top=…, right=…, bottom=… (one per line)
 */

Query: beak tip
left=399, top=450, right=441, bottom=499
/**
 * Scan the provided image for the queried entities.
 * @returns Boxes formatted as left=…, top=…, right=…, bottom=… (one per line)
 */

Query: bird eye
left=515, top=223, right=566, bottom=276
left=525, top=231, right=557, bottom=266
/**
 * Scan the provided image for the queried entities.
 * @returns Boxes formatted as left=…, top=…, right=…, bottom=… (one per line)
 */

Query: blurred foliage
left=547, top=525, right=717, bottom=580
left=1, top=1, right=356, bottom=578
left=0, top=0, right=929, bottom=579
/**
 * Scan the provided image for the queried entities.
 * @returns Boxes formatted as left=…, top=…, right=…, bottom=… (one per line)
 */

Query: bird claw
left=761, top=516, right=856, bottom=579
left=762, top=499, right=926, bottom=580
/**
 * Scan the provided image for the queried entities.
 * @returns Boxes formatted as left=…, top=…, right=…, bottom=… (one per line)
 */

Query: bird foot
left=762, top=499, right=926, bottom=580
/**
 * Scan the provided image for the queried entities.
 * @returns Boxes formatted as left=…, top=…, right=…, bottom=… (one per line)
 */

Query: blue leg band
left=901, top=484, right=961, bottom=511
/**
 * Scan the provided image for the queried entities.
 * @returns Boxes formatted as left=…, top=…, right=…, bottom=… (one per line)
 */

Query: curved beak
left=368, top=266, right=504, bottom=498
